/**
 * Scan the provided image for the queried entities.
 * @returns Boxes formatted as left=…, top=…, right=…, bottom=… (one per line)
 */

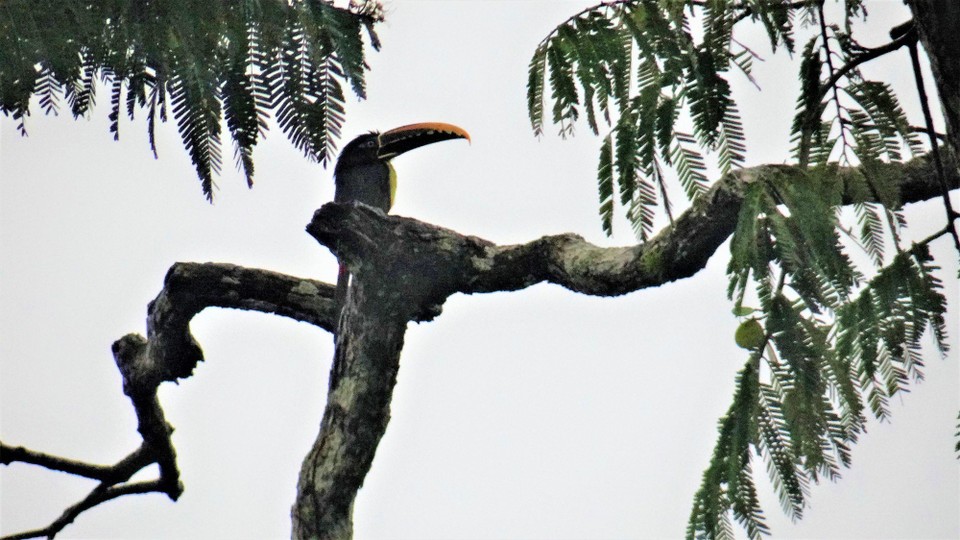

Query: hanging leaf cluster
left=689, top=4, right=950, bottom=536
left=691, top=167, right=949, bottom=539
left=789, top=9, right=923, bottom=260
left=791, top=16, right=922, bottom=171
left=532, top=2, right=952, bottom=539
left=528, top=0, right=772, bottom=238
left=0, top=0, right=382, bottom=200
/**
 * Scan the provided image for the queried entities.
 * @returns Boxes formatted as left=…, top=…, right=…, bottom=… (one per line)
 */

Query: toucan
left=332, top=122, right=470, bottom=317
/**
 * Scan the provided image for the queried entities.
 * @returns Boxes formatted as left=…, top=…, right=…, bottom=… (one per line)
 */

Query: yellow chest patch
left=388, top=162, right=397, bottom=210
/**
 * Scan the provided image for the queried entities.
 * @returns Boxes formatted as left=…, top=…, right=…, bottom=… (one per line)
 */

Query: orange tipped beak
left=377, top=122, right=470, bottom=159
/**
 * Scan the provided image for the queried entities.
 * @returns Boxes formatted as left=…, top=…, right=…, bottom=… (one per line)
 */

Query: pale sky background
left=1, top=1, right=957, bottom=539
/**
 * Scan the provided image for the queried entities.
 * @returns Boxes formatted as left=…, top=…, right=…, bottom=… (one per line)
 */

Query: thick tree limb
left=292, top=292, right=407, bottom=539
left=144, top=262, right=338, bottom=383
left=296, top=150, right=958, bottom=539
left=312, top=151, right=958, bottom=301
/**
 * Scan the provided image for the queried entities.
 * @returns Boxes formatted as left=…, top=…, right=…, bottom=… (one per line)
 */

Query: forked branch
left=1, top=263, right=335, bottom=540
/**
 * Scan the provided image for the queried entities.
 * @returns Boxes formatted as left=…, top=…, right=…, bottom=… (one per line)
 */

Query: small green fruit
left=735, top=318, right=765, bottom=350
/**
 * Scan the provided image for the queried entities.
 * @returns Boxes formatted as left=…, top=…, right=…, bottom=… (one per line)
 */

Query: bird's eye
left=362, top=140, right=376, bottom=148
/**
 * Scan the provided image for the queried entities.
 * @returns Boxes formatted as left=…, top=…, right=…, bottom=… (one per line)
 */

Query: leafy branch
left=0, top=0, right=382, bottom=200
left=528, top=0, right=753, bottom=238
left=697, top=173, right=951, bottom=538
left=531, top=2, right=957, bottom=538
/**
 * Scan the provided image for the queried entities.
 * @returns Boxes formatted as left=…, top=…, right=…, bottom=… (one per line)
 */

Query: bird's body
left=331, top=123, right=469, bottom=330
left=333, top=136, right=396, bottom=212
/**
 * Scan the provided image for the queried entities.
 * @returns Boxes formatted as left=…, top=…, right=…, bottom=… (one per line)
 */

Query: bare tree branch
left=2, top=263, right=336, bottom=539
left=817, top=25, right=918, bottom=106
left=0, top=444, right=117, bottom=481
left=1, top=478, right=171, bottom=540
left=143, top=262, right=338, bottom=383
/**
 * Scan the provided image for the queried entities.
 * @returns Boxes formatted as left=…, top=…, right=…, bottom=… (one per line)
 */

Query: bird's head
left=334, top=122, right=470, bottom=176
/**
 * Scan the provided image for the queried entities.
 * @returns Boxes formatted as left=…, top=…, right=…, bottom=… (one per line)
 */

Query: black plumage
left=331, top=123, right=470, bottom=331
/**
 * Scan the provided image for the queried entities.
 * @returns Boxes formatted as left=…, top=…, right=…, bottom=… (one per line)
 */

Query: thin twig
left=730, top=37, right=763, bottom=91
left=816, top=29, right=916, bottom=105
left=914, top=221, right=955, bottom=248
left=1, top=480, right=169, bottom=540
left=907, top=39, right=960, bottom=252
left=911, top=125, right=946, bottom=141
left=0, top=443, right=114, bottom=480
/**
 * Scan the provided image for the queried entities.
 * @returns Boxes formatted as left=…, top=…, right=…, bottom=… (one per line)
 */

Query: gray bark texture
left=291, top=148, right=957, bottom=539
left=2, top=263, right=335, bottom=540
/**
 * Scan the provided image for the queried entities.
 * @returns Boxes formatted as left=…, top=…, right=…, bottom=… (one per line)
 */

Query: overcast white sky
left=1, top=1, right=957, bottom=539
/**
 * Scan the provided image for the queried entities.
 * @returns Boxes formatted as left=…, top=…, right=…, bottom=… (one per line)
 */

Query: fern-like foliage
left=0, top=0, right=382, bottom=200
left=528, top=0, right=769, bottom=238
left=687, top=358, right=770, bottom=540
left=787, top=16, right=927, bottom=260
left=695, top=165, right=950, bottom=538
left=532, top=3, right=954, bottom=538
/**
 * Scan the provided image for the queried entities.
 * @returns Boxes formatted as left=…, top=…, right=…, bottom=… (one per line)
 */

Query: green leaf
left=845, top=80, right=923, bottom=161
left=955, top=411, right=960, bottom=458
left=597, top=134, right=615, bottom=235
left=687, top=359, right=770, bottom=540
left=672, top=132, right=709, bottom=200
left=169, top=63, right=223, bottom=200
left=735, top=319, right=766, bottom=350
left=855, top=203, right=886, bottom=266
left=222, top=48, right=266, bottom=186
left=546, top=34, right=580, bottom=137
left=527, top=44, right=548, bottom=137
left=791, top=36, right=826, bottom=166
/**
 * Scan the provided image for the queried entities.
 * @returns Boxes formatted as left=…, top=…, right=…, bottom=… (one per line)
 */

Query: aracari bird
left=332, top=122, right=470, bottom=319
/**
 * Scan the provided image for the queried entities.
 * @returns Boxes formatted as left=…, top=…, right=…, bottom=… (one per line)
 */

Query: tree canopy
left=1, top=0, right=380, bottom=199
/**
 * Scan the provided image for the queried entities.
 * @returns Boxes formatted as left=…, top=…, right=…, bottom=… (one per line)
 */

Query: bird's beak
left=377, top=122, right=470, bottom=160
